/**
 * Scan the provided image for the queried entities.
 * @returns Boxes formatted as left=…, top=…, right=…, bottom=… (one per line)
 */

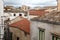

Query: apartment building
left=0, top=0, right=4, bottom=40
left=31, top=11, right=60, bottom=40
left=3, top=5, right=31, bottom=40
left=4, top=16, right=30, bottom=40
left=30, top=1, right=60, bottom=40
left=4, top=6, right=29, bottom=20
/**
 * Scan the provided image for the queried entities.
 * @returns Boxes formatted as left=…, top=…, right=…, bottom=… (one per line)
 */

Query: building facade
left=4, top=6, right=29, bottom=20
left=31, top=20, right=60, bottom=40
left=9, top=27, right=30, bottom=40
left=31, top=11, right=60, bottom=40
left=4, top=16, right=30, bottom=40
left=0, top=0, right=4, bottom=40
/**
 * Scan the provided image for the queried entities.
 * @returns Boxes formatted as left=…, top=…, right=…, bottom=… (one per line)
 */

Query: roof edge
left=31, top=19, right=60, bottom=25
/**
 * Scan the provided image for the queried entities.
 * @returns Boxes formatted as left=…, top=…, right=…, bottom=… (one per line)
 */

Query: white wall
left=53, top=25, right=60, bottom=33
left=0, top=0, right=4, bottom=40
left=29, top=15, right=38, bottom=19
left=0, top=0, right=3, bottom=16
left=31, top=21, right=54, bottom=40
left=4, top=12, right=28, bottom=20
left=10, top=13, right=27, bottom=20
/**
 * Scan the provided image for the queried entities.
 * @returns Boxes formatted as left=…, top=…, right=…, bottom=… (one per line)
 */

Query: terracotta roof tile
left=31, top=11, right=60, bottom=25
left=29, top=10, right=46, bottom=16
left=9, top=16, right=30, bottom=34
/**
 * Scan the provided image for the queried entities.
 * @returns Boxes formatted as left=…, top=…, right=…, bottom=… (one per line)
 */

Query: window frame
left=39, top=28, right=45, bottom=40
left=19, top=14, right=22, bottom=16
left=52, top=34, right=60, bottom=40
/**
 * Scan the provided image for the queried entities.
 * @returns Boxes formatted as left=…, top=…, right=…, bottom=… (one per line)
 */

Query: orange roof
left=29, top=10, right=46, bottom=16
left=9, top=17, right=30, bottom=34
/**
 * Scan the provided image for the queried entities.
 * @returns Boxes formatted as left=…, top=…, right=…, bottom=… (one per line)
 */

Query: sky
left=4, top=0, right=57, bottom=7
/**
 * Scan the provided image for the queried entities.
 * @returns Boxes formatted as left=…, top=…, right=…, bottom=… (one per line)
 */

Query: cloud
left=4, top=0, right=22, bottom=5
left=4, top=0, right=57, bottom=7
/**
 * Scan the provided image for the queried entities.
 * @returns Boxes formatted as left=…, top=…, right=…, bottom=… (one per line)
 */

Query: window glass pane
left=39, top=30, right=42, bottom=40
left=39, top=29, right=45, bottom=40
left=41, top=31, right=43, bottom=40
left=42, top=31, right=45, bottom=40
left=41, top=31, right=42, bottom=40
left=52, top=35, right=60, bottom=40
left=54, top=37, right=56, bottom=40
left=57, top=38, right=60, bottom=40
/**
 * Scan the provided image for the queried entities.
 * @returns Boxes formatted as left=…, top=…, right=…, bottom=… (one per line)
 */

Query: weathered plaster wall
left=30, top=21, right=54, bottom=40
left=53, top=25, right=60, bottom=33
left=10, top=27, right=30, bottom=40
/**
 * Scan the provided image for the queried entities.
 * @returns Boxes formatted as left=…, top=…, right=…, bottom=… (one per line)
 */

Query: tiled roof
left=43, top=6, right=57, bottom=9
left=9, top=16, right=30, bottom=34
left=29, top=10, right=46, bottom=16
left=31, top=11, right=60, bottom=25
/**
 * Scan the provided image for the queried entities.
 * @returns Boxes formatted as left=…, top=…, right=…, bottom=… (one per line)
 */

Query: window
left=0, top=34, right=4, bottom=40
left=24, top=32, right=27, bottom=36
left=19, top=14, right=22, bottom=16
left=17, top=37, right=19, bottom=40
left=39, top=28, right=45, bottom=40
left=14, top=14, right=16, bottom=16
left=24, top=14, right=27, bottom=16
left=52, top=35, right=60, bottom=40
